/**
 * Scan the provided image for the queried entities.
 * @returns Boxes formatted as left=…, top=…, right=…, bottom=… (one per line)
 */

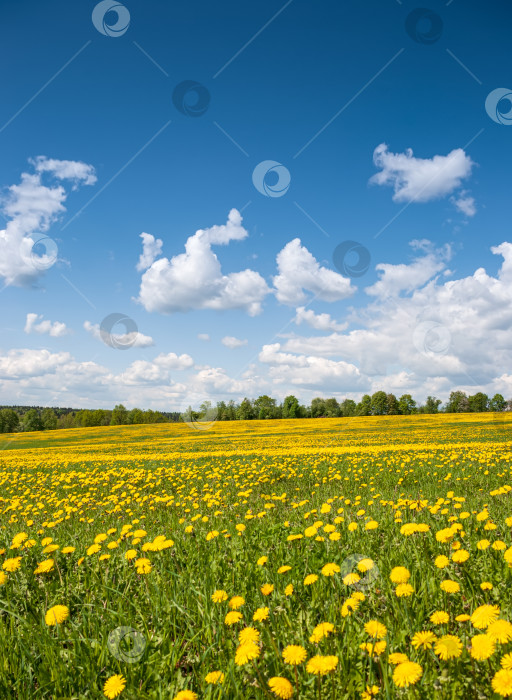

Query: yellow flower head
left=268, top=677, right=294, bottom=699
left=103, top=674, right=126, bottom=699
left=45, top=605, right=69, bottom=626
left=282, top=645, right=307, bottom=666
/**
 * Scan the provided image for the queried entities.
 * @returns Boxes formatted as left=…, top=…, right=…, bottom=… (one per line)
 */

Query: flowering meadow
left=1, top=413, right=512, bottom=699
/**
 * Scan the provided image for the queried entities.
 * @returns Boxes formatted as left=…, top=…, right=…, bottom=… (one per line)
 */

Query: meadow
left=1, top=413, right=512, bottom=699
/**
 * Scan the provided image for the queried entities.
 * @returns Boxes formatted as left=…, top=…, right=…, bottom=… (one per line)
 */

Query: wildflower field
left=1, top=413, right=512, bottom=699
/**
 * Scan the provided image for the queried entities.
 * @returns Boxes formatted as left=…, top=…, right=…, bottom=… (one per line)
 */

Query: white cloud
left=84, top=320, right=155, bottom=348
left=451, top=192, right=476, bottom=217
left=119, top=352, right=194, bottom=385
left=365, top=241, right=450, bottom=298
left=136, top=232, right=163, bottom=272
left=198, top=333, right=210, bottom=341
left=370, top=143, right=474, bottom=205
left=0, top=349, right=72, bottom=379
left=294, top=306, right=347, bottom=332
left=259, top=343, right=365, bottom=391
left=31, top=156, right=97, bottom=187
left=280, top=242, right=512, bottom=394
left=137, top=209, right=270, bottom=316
left=273, top=238, right=354, bottom=305
left=0, top=157, right=96, bottom=287
left=222, top=336, right=248, bottom=348
left=24, top=313, right=69, bottom=337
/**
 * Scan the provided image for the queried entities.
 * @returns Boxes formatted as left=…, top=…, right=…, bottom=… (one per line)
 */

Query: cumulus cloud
left=370, top=143, right=474, bottom=206
left=273, top=238, right=354, bottom=305
left=31, top=156, right=97, bottom=187
left=0, top=349, right=72, bottom=379
left=222, top=336, right=248, bottom=348
left=84, top=320, right=155, bottom=348
left=137, top=209, right=270, bottom=316
left=294, top=306, right=347, bottom=332
left=451, top=192, right=476, bottom=217
left=119, top=352, right=194, bottom=385
left=365, top=241, right=451, bottom=298
left=259, top=343, right=365, bottom=391
left=281, top=242, right=512, bottom=393
left=198, top=333, right=210, bottom=341
left=0, top=156, right=96, bottom=287
left=24, top=313, right=69, bottom=337
left=136, top=232, right=163, bottom=272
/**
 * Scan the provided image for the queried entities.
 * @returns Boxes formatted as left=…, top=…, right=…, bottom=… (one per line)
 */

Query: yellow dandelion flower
left=487, top=620, right=512, bottom=644
left=395, top=583, right=414, bottom=597
left=134, top=558, right=152, bottom=574
left=239, top=627, right=259, bottom=645
left=321, top=563, right=340, bottom=577
left=2, top=557, right=22, bottom=572
left=470, top=633, right=495, bottom=660
left=434, top=635, right=463, bottom=660
left=45, top=605, right=69, bottom=626
left=34, top=559, right=54, bottom=574
left=392, top=661, right=422, bottom=688
left=282, top=645, right=307, bottom=665
left=268, top=677, right=294, bottom=699
left=205, top=671, right=225, bottom=685
left=389, top=652, right=409, bottom=665
left=103, top=674, right=126, bottom=699
left=229, top=596, right=245, bottom=610
left=411, top=631, right=436, bottom=650
left=253, top=607, right=269, bottom=622
left=364, top=620, right=387, bottom=639
left=310, top=622, right=335, bottom=643
left=306, top=655, right=338, bottom=675
left=471, top=604, right=500, bottom=630
left=235, top=642, right=260, bottom=665
left=441, top=580, right=460, bottom=594
left=492, top=669, right=512, bottom=697
left=430, top=611, right=449, bottom=625
left=390, top=566, right=410, bottom=584
left=225, top=611, right=243, bottom=626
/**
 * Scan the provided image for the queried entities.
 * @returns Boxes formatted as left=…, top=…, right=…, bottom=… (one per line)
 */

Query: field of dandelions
left=1, top=413, right=512, bottom=699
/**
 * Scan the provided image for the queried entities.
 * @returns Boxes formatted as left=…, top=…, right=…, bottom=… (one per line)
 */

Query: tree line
left=0, top=390, right=509, bottom=433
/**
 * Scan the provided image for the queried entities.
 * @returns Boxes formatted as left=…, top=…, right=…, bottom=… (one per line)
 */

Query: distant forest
left=0, top=390, right=510, bottom=433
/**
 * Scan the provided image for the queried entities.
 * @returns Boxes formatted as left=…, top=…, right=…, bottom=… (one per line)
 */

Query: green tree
left=310, top=398, right=327, bottom=418
left=422, top=396, right=442, bottom=414
left=0, top=408, right=19, bottom=433
left=128, top=408, right=145, bottom=424
left=324, top=398, right=340, bottom=417
left=237, top=398, right=254, bottom=420
left=340, top=399, right=356, bottom=417
left=216, top=401, right=228, bottom=420
left=41, top=407, right=58, bottom=430
left=398, top=394, right=416, bottom=415
left=445, top=391, right=469, bottom=413
left=468, top=392, right=489, bottom=413
left=282, top=395, right=300, bottom=418
left=370, top=391, right=388, bottom=416
left=489, top=394, right=506, bottom=412
left=386, top=393, right=400, bottom=415
left=356, top=394, right=371, bottom=416
left=21, top=409, right=43, bottom=432
left=111, top=404, right=129, bottom=425
left=253, top=395, right=276, bottom=419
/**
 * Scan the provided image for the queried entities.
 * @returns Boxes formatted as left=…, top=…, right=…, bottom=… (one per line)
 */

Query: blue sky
left=1, top=0, right=512, bottom=409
